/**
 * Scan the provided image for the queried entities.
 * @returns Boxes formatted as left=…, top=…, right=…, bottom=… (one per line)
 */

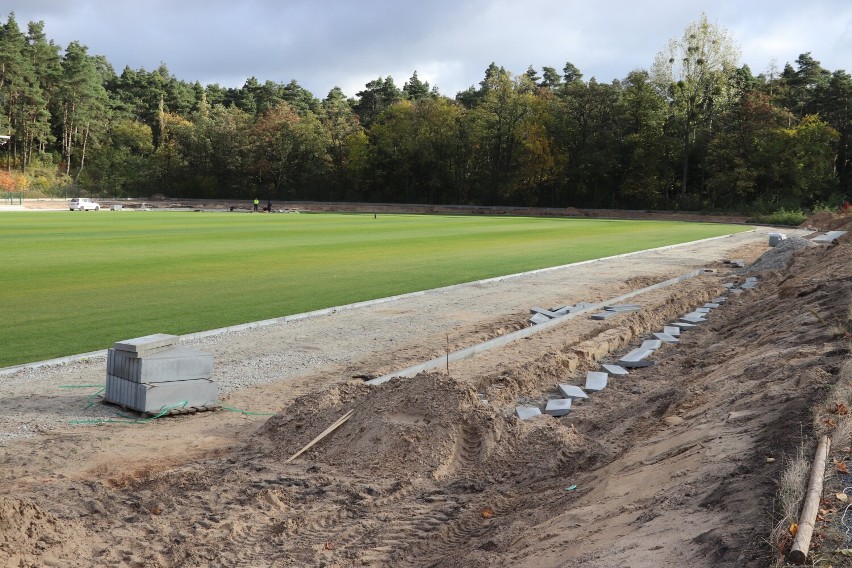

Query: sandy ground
left=2, top=203, right=852, bottom=567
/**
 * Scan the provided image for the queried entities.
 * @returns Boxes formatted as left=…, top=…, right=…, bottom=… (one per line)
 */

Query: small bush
left=748, top=208, right=808, bottom=226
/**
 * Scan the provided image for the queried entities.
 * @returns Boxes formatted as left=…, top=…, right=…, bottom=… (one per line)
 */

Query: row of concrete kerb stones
left=515, top=270, right=759, bottom=420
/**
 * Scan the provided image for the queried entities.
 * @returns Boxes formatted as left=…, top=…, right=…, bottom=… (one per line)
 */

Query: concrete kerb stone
left=545, top=399, right=572, bottom=417
left=602, top=364, right=628, bottom=376
left=663, top=326, right=681, bottom=336
left=367, top=268, right=706, bottom=385
left=515, top=406, right=543, bottom=420
left=641, top=339, right=662, bottom=350
left=558, top=384, right=589, bottom=399
left=4, top=231, right=746, bottom=377
left=585, top=371, right=608, bottom=391
left=529, top=313, right=552, bottom=325
left=653, top=332, right=679, bottom=343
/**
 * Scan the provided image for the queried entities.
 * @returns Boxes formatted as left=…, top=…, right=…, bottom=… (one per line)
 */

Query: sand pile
left=0, top=497, right=90, bottom=568
left=258, top=373, right=586, bottom=482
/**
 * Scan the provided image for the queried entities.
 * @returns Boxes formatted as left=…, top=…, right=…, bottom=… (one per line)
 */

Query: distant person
left=843, top=199, right=851, bottom=212
left=267, top=199, right=273, bottom=212
left=253, top=198, right=259, bottom=212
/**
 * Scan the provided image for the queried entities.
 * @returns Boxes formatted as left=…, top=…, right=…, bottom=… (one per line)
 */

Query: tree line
left=0, top=12, right=849, bottom=212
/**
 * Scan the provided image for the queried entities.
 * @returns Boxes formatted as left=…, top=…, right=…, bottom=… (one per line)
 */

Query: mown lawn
left=0, top=211, right=749, bottom=367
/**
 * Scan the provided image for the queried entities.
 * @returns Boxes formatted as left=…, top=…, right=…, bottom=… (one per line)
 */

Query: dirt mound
left=744, top=236, right=815, bottom=272
left=801, top=209, right=852, bottom=233
left=258, top=373, right=586, bottom=481
left=0, top=497, right=91, bottom=567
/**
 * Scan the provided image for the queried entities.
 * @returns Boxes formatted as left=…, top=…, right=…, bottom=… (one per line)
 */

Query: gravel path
left=0, top=226, right=805, bottom=444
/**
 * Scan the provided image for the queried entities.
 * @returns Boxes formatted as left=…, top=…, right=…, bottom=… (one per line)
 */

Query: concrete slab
left=653, top=332, right=679, bottom=343
left=107, top=346, right=213, bottom=383
left=604, top=304, right=641, bottom=312
left=670, top=321, right=697, bottom=329
left=619, top=358, right=656, bottom=368
left=585, top=371, right=608, bottom=391
left=712, top=297, right=728, bottom=303
left=558, top=384, right=589, bottom=399
left=723, top=283, right=735, bottom=289
left=740, top=281, right=758, bottom=290
left=591, top=311, right=620, bottom=320
left=602, top=364, right=628, bottom=376
left=573, top=302, right=596, bottom=310
left=113, top=334, right=180, bottom=358
left=695, top=307, right=711, bottom=313
left=663, top=326, right=681, bottom=337
left=641, top=339, right=662, bottom=350
left=529, top=313, right=552, bottom=325
left=544, top=399, right=572, bottom=417
left=680, top=314, right=706, bottom=323
left=813, top=231, right=847, bottom=243
left=515, top=406, right=542, bottom=420
left=105, top=375, right=218, bottom=413
left=530, top=307, right=559, bottom=318
left=703, top=303, right=720, bottom=309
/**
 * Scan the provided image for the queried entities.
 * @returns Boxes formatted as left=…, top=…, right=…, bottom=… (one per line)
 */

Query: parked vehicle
left=69, top=198, right=100, bottom=211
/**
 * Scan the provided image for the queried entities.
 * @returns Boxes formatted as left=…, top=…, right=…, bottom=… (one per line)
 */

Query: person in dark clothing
left=267, top=200, right=273, bottom=212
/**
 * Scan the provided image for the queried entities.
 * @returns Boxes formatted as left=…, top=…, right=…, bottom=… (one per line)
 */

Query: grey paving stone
left=653, top=332, right=679, bottom=343
left=618, top=358, right=656, bottom=368
left=712, top=297, right=728, bottom=303
left=680, top=314, right=706, bottom=323
left=558, top=384, right=589, bottom=399
left=604, top=304, right=641, bottom=312
left=530, top=307, right=559, bottom=318
left=602, top=364, right=628, bottom=376
left=573, top=302, right=596, bottom=310
left=723, top=283, right=735, bottom=289
left=113, top=333, right=180, bottom=358
left=585, top=371, right=608, bottom=391
left=670, top=321, right=697, bottom=329
left=591, top=311, right=620, bottom=320
left=105, top=375, right=219, bottom=413
left=663, top=326, right=681, bottom=336
left=621, top=348, right=653, bottom=362
left=529, top=313, right=552, bottom=325
left=107, top=346, right=213, bottom=383
left=695, top=307, right=711, bottom=313
left=515, top=406, right=542, bottom=420
left=741, top=281, right=758, bottom=290
left=544, top=399, right=572, bottom=417
left=703, top=303, right=720, bottom=309
left=813, top=230, right=847, bottom=243
left=641, top=339, right=662, bottom=350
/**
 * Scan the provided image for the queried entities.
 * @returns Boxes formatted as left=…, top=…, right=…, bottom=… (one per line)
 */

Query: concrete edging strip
left=366, top=268, right=706, bottom=385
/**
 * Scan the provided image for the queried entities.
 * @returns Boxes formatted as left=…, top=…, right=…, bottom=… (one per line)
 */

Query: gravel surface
left=0, top=226, right=806, bottom=445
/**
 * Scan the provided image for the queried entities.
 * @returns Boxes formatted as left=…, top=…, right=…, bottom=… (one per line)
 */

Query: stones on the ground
left=813, top=230, right=847, bottom=243
left=591, top=310, right=620, bottom=320
left=585, top=371, right=608, bottom=391
left=630, top=387, right=642, bottom=395
left=545, top=399, right=572, bottom=417
left=680, top=313, right=706, bottom=323
left=712, top=297, right=727, bottom=303
left=529, top=313, right=551, bottom=325
left=558, top=384, right=589, bottom=399
left=663, top=416, right=685, bottom=426
left=641, top=339, right=662, bottom=350
left=515, top=406, right=542, bottom=420
left=653, top=332, right=679, bottom=343
left=663, top=326, right=681, bottom=337
left=618, top=348, right=655, bottom=368
left=602, top=364, right=628, bottom=376
left=530, top=306, right=560, bottom=318
left=722, top=283, right=735, bottom=289
left=695, top=307, right=711, bottom=313
left=703, top=303, right=720, bottom=309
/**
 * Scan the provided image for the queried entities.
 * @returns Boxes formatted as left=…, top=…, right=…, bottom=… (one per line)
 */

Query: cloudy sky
left=5, top=1, right=851, bottom=99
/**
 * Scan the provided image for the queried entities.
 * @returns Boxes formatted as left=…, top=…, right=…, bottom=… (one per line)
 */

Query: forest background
left=0, top=13, right=848, bottom=214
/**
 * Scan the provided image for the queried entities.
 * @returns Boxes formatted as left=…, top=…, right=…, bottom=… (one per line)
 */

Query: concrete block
left=695, top=307, right=711, bottom=313
left=712, top=297, right=727, bottom=303
left=602, top=364, right=628, bottom=376
left=558, top=384, right=588, bottom=399
left=113, top=333, right=180, bottom=358
left=680, top=314, right=705, bottom=323
left=740, top=281, right=758, bottom=290
left=813, top=230, right=847, bottom=243
left=111, top=204, right=123, bottom=211
left=107, top=346, right=213, bottom=383
left=722, top=283, right=735, bottom=289
left=641, top=339, right=662, bottom=350
left=515, top=406, right=542, bottom=420
left=670, top=321, right=697, bottom=329
left=529, top=313, right=552, bottom=325
left=591, top=311, right=620, bottom=320
left=544, top=399, right=572, bottom=417
left=585, top=371, right=608, bottom=391
left=663, top=326, right=681, bottom=337
left=604, top=304, right=641, bottom=312
left=573, top=302, right=596, bottom=310
left=653, top=332, right=679, bottom=343
left=703, top=303, right=721, bottom=309
left=105, top=375, right=218, bottom=413
left=530, top=306, right=559, bottom=318
left=619, top=358, right=656, bottom=368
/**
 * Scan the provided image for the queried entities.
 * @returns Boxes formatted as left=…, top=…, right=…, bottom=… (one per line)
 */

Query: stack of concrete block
left=768, top=232, right=787, bottom=247
left=105, top=333, right=218, bottom=414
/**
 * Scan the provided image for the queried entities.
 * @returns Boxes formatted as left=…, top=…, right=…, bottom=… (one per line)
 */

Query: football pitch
left=0, top=211, right=749, bottom=367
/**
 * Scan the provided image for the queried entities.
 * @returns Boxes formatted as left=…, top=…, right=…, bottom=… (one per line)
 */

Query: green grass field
left=0, top=211, right=750, bottom=367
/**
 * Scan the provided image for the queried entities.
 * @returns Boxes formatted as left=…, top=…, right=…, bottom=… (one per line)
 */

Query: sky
left=4, top=1, right=851, bottom=100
